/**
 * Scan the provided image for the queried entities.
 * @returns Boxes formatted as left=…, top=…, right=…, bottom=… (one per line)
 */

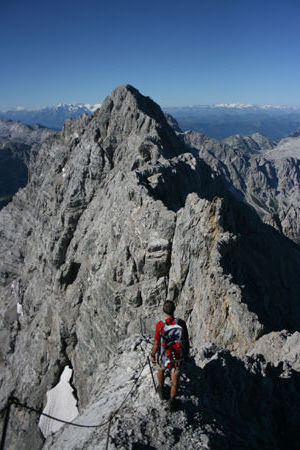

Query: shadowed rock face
left=183, top=130, right=300, bottom=245
left=0, top=120, right=54, bottom=208
left=1, top=85, right=300, bottom=449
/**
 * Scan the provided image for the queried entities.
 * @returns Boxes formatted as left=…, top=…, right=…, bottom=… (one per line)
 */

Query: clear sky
left=1, top=0, right=300, bottom=108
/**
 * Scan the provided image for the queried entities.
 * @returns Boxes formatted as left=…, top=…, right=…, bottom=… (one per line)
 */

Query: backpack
left=160, top=319, right=186, bottom=368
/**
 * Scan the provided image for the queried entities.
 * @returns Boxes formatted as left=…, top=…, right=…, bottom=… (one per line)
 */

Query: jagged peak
left=80, top=84, right=185, bottom=162
left=60, top=85, right=175, bottom=148
left=110, top=83, right=140, bottom=97
left=99, top=84, right=171, bottom=133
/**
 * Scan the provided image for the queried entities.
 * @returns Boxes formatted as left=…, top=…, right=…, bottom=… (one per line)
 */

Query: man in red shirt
left=150, top=300, right=190, bottom=410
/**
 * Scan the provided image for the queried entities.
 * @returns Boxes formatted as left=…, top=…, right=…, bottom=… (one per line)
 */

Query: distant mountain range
left=1, top=103, right=300, bottom=139
left=164, top=104, right=300, bottom=140
left=0, top=103, right=101, bottom=130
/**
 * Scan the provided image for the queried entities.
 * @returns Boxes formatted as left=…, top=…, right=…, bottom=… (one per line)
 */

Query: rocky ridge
left=182, top=129, right=300, bottom=244
left=1, top=85, right=300, bottom=449
left=290, top=127, right=300, bottom=138
left=0, top=120, right=52, bottom=145
left=41, top=334, right=300, bottom=450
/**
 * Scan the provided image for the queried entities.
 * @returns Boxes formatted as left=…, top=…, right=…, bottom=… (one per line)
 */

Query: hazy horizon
left=2, top=99, right=300, bottom=112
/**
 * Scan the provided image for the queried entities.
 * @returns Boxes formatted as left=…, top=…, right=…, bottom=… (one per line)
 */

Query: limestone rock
left=42, top=335, right=300, bottom=450
left=183, top=130, right=300, bottom=244
left=1, top=85, right=300, bottom=449
left=0, top=120, right=54, bottom=208
left=249, top=330, right=300, bottom=372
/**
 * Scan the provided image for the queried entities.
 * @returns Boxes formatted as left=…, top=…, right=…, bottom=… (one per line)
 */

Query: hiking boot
left=157, top=386, right=164, bottom=400
left=168, top=397, right=176, bottom=411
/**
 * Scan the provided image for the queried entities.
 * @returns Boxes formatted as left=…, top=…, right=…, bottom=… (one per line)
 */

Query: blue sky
left=1, top=0, right=300, bottom=108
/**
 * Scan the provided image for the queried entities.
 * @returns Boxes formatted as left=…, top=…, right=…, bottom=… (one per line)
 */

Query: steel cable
left=1, top=358, right=148, bottom=450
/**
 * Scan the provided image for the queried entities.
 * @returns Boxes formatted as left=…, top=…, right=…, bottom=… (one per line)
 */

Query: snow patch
left=17, top=303, right=23, bottom=316
left=83, top=103, right=102, bottom=112
left=39, top=366, right=79, bottom=438
left=215, top=103, right=253, bottom=108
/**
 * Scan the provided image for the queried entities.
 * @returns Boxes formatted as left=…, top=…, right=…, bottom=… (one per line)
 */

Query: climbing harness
left=0, top=359, right=148, bottom=450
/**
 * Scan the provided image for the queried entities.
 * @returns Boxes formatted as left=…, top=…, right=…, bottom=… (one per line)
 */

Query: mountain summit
left=1, top=85, right=300, bottom=449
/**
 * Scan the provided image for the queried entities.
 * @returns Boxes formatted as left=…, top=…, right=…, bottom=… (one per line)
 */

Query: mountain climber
left=150, top=300, right=190, bottom=410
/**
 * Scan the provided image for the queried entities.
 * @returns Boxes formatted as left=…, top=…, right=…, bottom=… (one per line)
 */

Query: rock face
left=183, top=130, right=300, bottom=244
left=0, top=120, right=53, bottom=145
left=0, top=120, right=54, bottom=208
left=42, top=335, right=300, bottom=450
left=1, top=85, right=300, bottom=449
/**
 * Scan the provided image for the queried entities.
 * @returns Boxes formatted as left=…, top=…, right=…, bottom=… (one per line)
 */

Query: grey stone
left=183, top=129, right=300, bottom=244
left=0, top=120, right=54, bottom=208
left=1, top=85, right=300, bottom=449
